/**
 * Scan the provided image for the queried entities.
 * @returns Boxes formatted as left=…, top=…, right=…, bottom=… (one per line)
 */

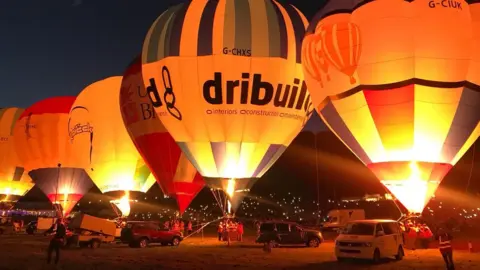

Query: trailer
left=66, top=214, right=116, bottom=249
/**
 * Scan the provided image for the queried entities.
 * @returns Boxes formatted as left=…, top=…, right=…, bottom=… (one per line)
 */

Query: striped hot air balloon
left=68, top=77, right=156, bottom=217
left=141, top=0, right=312, bottom=214
left=303, top=0, right=480, bottom=214
left=13, top=98, right=93, bottom=217
left=0, top=107, right=34, bottom=208
left=120, top=57, right=204, bottom=214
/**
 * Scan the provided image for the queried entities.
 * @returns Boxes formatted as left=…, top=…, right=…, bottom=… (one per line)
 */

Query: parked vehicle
left=322, top=209, right=365, bottom=231
left=255, top=221, right=323, bottom=247
left=120, top=221, right=183, bottom=248
left=66, top=214, right=116, bottom=249
left=335, top=219, right=404, bottom=263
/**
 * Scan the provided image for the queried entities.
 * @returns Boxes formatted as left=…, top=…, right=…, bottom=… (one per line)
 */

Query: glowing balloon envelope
left=120, top=57, right=205, bottom=214
left=13, top=98, right=93, bottom=216
left=141, top=0, right=312, bottom=213
left=68, top=77, right=156, bottom=216
left=0, top=107, right=34, bottom=207
left=303, top=0, right=480, bottom=214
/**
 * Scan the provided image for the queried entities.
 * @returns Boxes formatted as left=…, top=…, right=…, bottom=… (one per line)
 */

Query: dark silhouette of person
left=44, top=218, right=66, bottom=265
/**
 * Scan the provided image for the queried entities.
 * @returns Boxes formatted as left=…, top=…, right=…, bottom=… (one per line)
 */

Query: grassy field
left=0, top=230, right=479, bottom=270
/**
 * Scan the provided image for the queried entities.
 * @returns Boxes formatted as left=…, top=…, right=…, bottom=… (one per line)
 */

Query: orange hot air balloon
left=303, top=0, right=480, bottom=215
left=120, top=57, right=204, bottom=214
left=13, top=98, right=93, bottom=216
left=0, top=107, right=34, bottom=209
left=68, top=77, right=156, bottom=217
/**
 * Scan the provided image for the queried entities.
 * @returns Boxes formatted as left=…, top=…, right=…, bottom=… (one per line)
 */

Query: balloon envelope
left=13, top=97, right=93, bottom=216
left=141, top=0, right=312, bottom=211
left=0, top=107, right=34, bottom=202
left=303, top=0, right=480, bottom=214
left=120, top=57, right=204, bottom=214
left=68, top=77, right=156, bottom=195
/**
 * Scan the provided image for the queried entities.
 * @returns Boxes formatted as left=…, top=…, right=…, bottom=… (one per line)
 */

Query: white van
left=323, top=209, right=365, bottom=230
left=335, top=219, right=404, bottom=263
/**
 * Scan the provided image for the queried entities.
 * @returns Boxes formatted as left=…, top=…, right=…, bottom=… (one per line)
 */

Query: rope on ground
left=183, top=217, right=222, bottom=240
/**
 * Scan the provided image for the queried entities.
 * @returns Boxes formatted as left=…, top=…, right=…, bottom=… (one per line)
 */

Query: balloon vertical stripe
left=269, top=0, right=288, bottom=60
left=181, top=0, right=209, bottom=56
left=440, top=87, right=480, bottom=162
left=252, top=144, right=285, bottom=177
left=167, top=2, right=191, bottom=57
left=233, top=0, right=252, bottom=53
left=197, top=0, right=219, bottom=56
left=144, top=4, right=183, bottom=63
left=282, top=3, right=307, bottom=64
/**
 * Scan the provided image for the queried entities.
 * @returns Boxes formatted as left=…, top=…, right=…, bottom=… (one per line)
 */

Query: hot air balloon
left=303, top=0, right=480, bottom=215
left=0, top=107, right=34, bottom=209
left=68, top=77, right=156, bottom=217
left=120, top=57, right=205, bottom=215
left=141, top=0, right=313, bottom=214
left=13, top=98, right=93, bottom=217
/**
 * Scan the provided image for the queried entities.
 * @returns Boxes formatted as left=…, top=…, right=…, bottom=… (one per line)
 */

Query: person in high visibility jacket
left=436, top=227, right=455, bottom=270
left=187, top=221, right=193, bottom=235
left=218, top=222, right=224, bottom=241
left=237, top=222, right=244, bottom=242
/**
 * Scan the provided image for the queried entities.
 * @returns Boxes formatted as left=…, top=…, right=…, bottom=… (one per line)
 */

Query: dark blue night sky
left=0, top=0, right=326, bottom=109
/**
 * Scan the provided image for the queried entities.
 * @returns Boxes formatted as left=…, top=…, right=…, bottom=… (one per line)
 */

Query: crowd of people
left=217, top=219, right=244, bottom=242
left=0, top=216, right=25, bottom=232
left=401, top=219, right=434, bottom=249
left=163, top=219, right=194, bottom=235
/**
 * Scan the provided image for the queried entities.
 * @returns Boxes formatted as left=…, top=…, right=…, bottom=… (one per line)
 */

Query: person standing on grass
left=187, top=220, right=193, bottom=235
left=44, top=218, right=66, bottom=265
left=237, top=222, right=244, bottom=242
left=218, top=221, right=224, bottom=241
left=436, top=227, right=455, bottom=270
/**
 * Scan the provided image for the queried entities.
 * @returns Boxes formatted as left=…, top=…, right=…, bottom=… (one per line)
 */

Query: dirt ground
left=0, top=232, right=479, bottom=270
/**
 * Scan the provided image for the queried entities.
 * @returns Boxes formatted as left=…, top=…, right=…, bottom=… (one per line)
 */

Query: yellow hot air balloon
left=0, top=107, right=34, bottom=209
left=68, top=77, right=156, bottom=217
left=303, top=0, right=480, bottom=214
left=141, top=0, right=312, bottom=214
left=13, top=98, right=93, bottom=217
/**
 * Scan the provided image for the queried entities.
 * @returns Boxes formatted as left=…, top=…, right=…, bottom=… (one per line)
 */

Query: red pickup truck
left=120, top=221, right=183, bottom=248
